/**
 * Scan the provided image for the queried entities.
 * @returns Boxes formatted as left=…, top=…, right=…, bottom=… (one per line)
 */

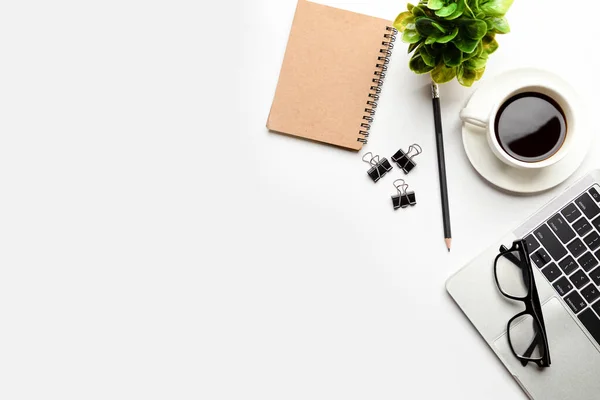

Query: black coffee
left=494, top=92, right=567, bottom=163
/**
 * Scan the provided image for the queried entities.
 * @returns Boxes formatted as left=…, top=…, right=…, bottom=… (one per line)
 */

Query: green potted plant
left=394, top=0, right=514, bottom=86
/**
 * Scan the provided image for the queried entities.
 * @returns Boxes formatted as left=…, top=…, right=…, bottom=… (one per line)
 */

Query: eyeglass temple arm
left=500, top=244, right=549, bottom=367
left=499, top=245, right=532, bottom=286
left=502, top=241, right=548, bottom=314
left=509, top=243, right=549, bottom=335
left=529, top=285, right=550, bottom=365
left=520, top=332, right=541, bottom=367
left=522, top=328, right=552, bottom=368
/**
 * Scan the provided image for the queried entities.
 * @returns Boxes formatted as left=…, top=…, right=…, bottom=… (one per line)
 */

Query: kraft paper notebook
left=267, top=0, right=397, bottom=151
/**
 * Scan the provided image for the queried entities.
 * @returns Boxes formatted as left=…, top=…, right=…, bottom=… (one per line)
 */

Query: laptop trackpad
left=494, top=297, right=600, bottom=400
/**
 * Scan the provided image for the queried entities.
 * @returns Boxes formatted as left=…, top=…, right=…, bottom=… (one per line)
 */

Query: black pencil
left=431, top=82, right=452, bottom=252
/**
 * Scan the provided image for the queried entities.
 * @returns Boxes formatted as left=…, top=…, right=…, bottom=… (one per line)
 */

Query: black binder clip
left=391, top=144, right=422, bottom=174
left=391, top=179, right=416, bottom=210
left=363, top=152, right=392, bottom=183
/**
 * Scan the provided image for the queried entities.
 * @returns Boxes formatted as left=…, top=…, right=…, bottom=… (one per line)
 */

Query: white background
left=0, top=0, right=598, bottom=399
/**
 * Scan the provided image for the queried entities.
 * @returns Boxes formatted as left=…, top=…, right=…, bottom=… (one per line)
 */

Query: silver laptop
left=447, top=170, right=600, bottom=400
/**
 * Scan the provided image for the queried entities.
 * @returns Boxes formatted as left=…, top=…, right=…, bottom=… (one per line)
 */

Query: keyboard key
left=589, top=266, right=600, bottom=286
left=590, top=187, right=600, bottom=202
left=570, top=269, right=591, bottom=289
left=593, top=216, right=600, bottom=233
left=534, top=225, right=567, bottom=261
left=566, top=291, right=587, bottom=313
left=593, top=300, right=600, bottom=316
left=576, top=193, right=600, bottom=219
left=573, top=218, right=593, bottom=237
left=553, top=276, right=574, bottom=296
left=582, top=284, right=600, bottom=304
left=525, top=234, right=540, bottom=253
left=530, top=248, right=551, bottom=268
left=585, top=231, right=600, bottom=252
left=568, top=238, right=586, bottom=258
left=541, top=263, right=561, bottom=282
left=578, top=252, right=599, bottom=272
left=578, top=308, right=600, bottom=344
left=559, top=255, right=578, bottom=275
left=548, top=213, right=576, bottom=244
left=562, top=203, right=582, bottom=223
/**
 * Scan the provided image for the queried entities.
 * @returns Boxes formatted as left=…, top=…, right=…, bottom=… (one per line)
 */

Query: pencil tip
left=445, top=238, right=452, bottom=252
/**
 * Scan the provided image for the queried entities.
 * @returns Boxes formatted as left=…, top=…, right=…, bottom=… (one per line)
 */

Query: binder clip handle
left=362, top=152, right=375, bottom=165
left=363, top=152, right=382, bottom=168
left=407, top=144, right=422, bottom=158
left=391, top=179, right=404, bottom=210
left=393, top=179, right=405, bottom=192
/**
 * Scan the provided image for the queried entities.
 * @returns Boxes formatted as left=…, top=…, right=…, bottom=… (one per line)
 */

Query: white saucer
left=462, top=68, right=591, bottom=194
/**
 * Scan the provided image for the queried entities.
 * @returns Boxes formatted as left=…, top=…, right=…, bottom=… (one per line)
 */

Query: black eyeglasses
left=493, top=239, right=551, bottom=368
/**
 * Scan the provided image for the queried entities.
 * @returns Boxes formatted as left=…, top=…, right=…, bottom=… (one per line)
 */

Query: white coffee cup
left=459, top=84, right=576, bottom=170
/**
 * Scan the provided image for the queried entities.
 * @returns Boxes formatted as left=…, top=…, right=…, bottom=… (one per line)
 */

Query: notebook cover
left=267, top=0, right=392, bottom=151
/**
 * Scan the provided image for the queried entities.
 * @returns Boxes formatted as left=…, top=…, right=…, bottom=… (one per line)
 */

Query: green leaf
left=432, top=21, right=447, bottom=33
left=425, top=43, right=441, bottom=55
left=415, top=18, right=447, bottom=36
left=409, top=54, right=435, bottom=74
left=474, top=67, right=486, bottom=81
left=411, top=5, right=427, bottom=17
left=456, top=65, right=485, bottom=86
left=443, top=44, right=463, bottom=67
left=427, top=0, right=445, bottom=10
left=425, top=36, right=438, bottom=45
left=457, top=65, right=477, bottom=87
left=480, top=0, right=514, bottom=17
left=429, top=42, right=445, bottom=53
left=474, top=40, right=484, bottom=57
left=407, top=3, right=415, bottom=12
left=394, top=11, right=415, bottom=32
left=431, top=64, right=457, bottom=84
left=461, top=19, right=488, bottom=40
left=407, top=41, right=423, bottom=54
left=465, top=53, right=488, bottom=70
left=482, top=33, right=499, bottom=54
left=402, top=29, right=422, bottom=44
left=462, top=41, right=481, bottom=59
left=435, top=3, right=457, bottom=17
left=488, top=17, right=510, bottom=34
left=436, top=27, right=459, bottom=43
left=446, top=0, right=465, bottom=20
left=420, top=46, right=437, bottom=67
left=454, top=33, right=479, bottom=53
left=408, top=40, right=423, bottom=54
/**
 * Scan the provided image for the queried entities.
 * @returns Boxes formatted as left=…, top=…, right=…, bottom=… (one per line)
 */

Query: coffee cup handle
left=460, top=108, right=489, bottom=129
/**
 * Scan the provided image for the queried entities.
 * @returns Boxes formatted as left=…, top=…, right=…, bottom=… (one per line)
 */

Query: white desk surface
left=1, top=1, right=597, bottom=399
left=232, top=1, right=600, bottom=399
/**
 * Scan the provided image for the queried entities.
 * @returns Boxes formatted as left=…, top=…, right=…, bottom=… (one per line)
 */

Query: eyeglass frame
left=493, top=239, right=551, bottom=368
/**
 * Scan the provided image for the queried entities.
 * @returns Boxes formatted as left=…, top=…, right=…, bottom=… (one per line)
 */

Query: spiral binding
left=357, top=26, right=398, bottom=144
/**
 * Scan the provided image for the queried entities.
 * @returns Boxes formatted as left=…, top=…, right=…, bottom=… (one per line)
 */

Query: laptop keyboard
left=525, top=186, right=600, bottom=347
